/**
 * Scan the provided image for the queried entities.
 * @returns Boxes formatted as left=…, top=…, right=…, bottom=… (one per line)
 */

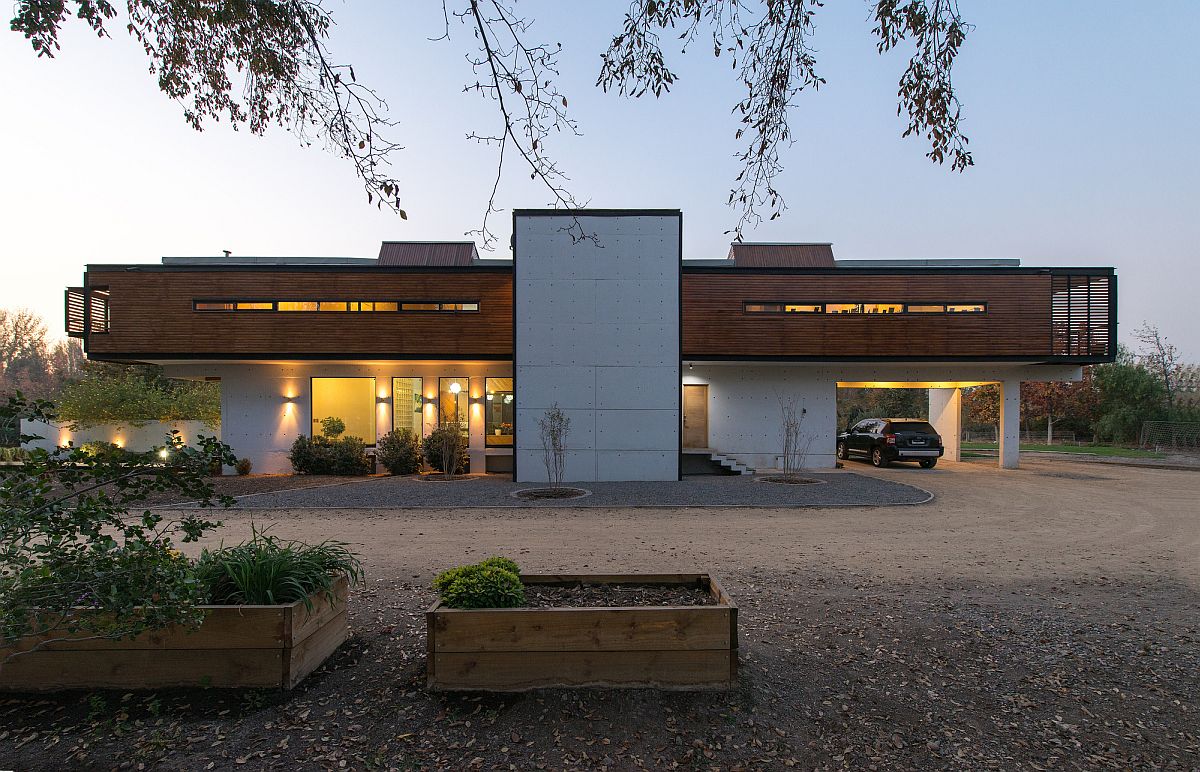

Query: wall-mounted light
left=689, top=362, right=693, bottom=370
left=376, top=395, right=391, bottom=404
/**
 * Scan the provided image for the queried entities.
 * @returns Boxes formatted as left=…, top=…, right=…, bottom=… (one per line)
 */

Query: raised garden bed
left=427, top=573, right=737, bottom=691
left=0, top=576, right=349, bottom=692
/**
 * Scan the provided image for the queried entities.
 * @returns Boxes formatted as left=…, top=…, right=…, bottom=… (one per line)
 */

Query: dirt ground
left=2, top=457, right=1197, bottom=770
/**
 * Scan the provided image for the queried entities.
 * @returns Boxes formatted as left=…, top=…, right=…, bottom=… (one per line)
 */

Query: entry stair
left=682, top=448, right=756, bottom=476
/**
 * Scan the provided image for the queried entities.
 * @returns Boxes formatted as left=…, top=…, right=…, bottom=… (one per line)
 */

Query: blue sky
left=1, top=1, right=1197, bottom=358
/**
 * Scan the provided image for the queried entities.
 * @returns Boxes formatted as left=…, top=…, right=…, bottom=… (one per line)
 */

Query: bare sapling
left=538, top=404, right=570, bottom=488
left=780, top=396, right=813, bottom=477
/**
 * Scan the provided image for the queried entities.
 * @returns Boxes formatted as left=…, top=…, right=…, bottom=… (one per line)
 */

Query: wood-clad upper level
left=74, top=265, right=514, bottom=360
left=681, top=267, right=1115, bottom=362
left=69, top=263, right=1115, bottom=364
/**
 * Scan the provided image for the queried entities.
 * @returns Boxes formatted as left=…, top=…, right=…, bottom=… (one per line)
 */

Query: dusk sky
left=2, top=1, right=1197, bottom=358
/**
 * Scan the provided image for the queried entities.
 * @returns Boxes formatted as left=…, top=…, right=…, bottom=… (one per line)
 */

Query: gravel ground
left=161, top=471, right=933, bottom=509
left=2, top=458, right=1197, bottom=770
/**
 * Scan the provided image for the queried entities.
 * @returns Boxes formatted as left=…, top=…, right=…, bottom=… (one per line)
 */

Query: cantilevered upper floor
left=65, top=237, right=1116, bottom=365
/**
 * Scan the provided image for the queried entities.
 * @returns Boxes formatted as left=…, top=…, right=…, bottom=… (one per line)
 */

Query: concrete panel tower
left=513, top=210, right=681, bottom=482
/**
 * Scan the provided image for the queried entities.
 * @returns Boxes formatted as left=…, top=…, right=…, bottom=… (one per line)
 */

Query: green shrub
left=0, top=446, right=29, bottom=463
left=376, top=429, right=423, bottom=475
left=422, top=425, right=467, bottom=474
left=319, top=416, right=346, bottom=439
left=289, top=435, right=371, bottom=475
left=235, top=457, right=253, bottom=476
left=194, top=527, right=362, bottom=608
left=78, top=440, right=131, bottom=461
left=434, top=557, right=524, bottom=609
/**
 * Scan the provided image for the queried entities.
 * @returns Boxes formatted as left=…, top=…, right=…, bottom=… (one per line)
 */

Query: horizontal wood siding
left=682, top=273, right=1055, bottom=358
left=85, top=269, right=513, bottom=358
left=427, top=574, right=736, bottom=691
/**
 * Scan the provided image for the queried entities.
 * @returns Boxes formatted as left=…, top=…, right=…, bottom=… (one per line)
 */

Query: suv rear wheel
left=871, top=447, right=889, bottom=468
left=836, top=442, right=848, bottom=460
left=919, top=458, right=937, bottom=469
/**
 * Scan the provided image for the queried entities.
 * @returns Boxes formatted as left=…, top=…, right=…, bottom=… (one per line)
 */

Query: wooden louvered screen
left=65, top=287, right=87, bottom=337
left=1051, top=273, right=1113, bottom=358
left=88, top=289, right=110, bottom=334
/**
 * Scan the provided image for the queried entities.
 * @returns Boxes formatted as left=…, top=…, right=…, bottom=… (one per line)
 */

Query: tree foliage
left=0, top=309, right=83, bottom=398
left=0, top=393, right=235, bottom=662
left=11, top=0, right=976, bottom=242
left=55, top=364, right=221, bottom=429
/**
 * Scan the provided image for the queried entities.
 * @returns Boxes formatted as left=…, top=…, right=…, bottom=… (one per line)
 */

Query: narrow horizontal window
left=194, top=299, right=480, bottom=313
left=745, top=301, right=989, bottom=316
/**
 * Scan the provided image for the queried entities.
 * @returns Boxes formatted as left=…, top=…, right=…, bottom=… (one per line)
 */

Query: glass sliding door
left=311, top=377, right=376, bottom=444
left=392, top=377, right=423, bottom=437
left=485, top=377, right=513, bottom=446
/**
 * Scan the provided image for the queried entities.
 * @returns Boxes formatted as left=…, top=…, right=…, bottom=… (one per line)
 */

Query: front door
left=683, top=384, right=709, bottom=449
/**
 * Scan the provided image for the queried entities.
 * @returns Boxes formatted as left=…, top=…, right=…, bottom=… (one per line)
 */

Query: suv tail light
left=884, top=433, right=896, bottom=445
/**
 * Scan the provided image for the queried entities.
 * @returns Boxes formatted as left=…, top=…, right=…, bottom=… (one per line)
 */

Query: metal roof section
left=727, top=242, right=836, bottom=267
left=378, top=241, right=480, bottom=266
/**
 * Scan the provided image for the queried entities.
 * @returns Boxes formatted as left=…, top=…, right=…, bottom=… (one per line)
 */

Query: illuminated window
left=947, top=304, right=986, bottom=313
left=444, top=302, right=480, bottom=312
left=235, top=301, right=273, bottom=311
left=906, top=304, right=945, bottom=313
left=317, top=301, right=347, bottom=312
left=402, top=303, right=440, bottom=311
left=438, top=377, right=469, bottom=434
left=392, top=377, right=423, bottom=437
left=744, top=303, right=783, bottom=313
left=365, top=302, right=400, bottom=312
left=825, top=304, right=861, bottom=314
left=485, top=377, right=514, bottom=447
left=862, top=304, right=903, bottom=314
left=278, top=301, right=318, bottom=312
left=194, top=301, right=235, bottom=311
left=784, top=304, right=821, bottom=313
left=311, top=377, right=376, bottom=444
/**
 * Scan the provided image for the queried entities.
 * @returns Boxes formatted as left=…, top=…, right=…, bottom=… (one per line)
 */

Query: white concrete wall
left=683, top=365, right=838, bottom=469
left=163, top=362, right=512, bottom=474
left=684, top=362, right=1083, bottom=471
left=21, top=419, right=217, bottom=453
left=928, top=387, right=962, bottom=461
left=514, top=212, right=681, bottom=482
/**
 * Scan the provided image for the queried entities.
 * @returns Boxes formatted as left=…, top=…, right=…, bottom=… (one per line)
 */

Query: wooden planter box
left=0, top=576, right=349, bottom=692
left=427, top=573, right=737, bottom=691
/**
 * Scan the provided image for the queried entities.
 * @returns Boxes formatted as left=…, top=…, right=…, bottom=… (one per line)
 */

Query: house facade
left=65, top=209, right=1116, bottom=480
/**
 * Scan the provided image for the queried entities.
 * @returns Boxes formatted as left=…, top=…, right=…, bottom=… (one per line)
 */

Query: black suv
left=837, top=418, right=944, bottom=468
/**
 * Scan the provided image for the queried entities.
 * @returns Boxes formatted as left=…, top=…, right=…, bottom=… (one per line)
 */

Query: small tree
left=423, top=422, right=467, bottom=479
left=779, top=395, right=812, bottom=476
left=538, top=404, right=570, bottom=488
left=0, top=393, right=236, bottom=664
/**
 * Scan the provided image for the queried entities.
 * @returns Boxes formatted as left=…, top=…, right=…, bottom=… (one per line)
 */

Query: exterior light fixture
left=158, top=448, right=169, bottom=459
left=449, top=381, right=462, bottom=395
left=486, top=393, right=494, bottom=401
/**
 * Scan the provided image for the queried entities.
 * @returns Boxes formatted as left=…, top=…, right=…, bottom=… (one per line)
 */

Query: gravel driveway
left=3, top=457, right=1197, bottom=770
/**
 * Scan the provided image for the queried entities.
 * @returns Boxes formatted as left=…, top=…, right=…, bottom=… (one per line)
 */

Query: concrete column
left=999, top=380, right=1021, bottom=469
left=928, top=387, right=962, bottom=462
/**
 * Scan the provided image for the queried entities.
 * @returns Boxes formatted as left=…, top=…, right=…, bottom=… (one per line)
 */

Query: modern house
left=64, top=209, right=1116, bottom=480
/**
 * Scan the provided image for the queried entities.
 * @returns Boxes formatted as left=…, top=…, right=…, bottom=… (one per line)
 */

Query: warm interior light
left=836, top=380, right=996, bottom=389
left=486, top=393, right=494, bottom=401
left=449, top=382, right=462, bottom=395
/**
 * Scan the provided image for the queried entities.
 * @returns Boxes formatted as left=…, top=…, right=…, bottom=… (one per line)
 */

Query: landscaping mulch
left=2, top=571, right=1195, bottom=770
left=522, top=582, right=717, bottom=608
left=511, top=487, right=589, bottom=500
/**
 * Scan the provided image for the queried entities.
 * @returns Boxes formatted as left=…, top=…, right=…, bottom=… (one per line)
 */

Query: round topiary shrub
left=376, top=429, right=422, bottom=475
left=422, top=425, right=467, bottom=474
left=434, top=557, right=524, bottom=609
